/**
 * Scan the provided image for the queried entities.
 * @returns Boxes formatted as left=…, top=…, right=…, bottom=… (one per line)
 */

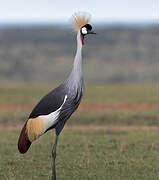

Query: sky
left=0, top=0, right=159, bottom=23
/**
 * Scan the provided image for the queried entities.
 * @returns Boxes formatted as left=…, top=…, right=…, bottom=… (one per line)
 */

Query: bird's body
left=18, top=31, right=84, bottom=153
left=18, top=12, right=96, bottom=180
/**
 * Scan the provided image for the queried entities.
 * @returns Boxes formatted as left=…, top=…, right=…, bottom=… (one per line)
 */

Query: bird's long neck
left=72, top=31, right=83, bottom=74
left=66, top=31, right=83, bottom=85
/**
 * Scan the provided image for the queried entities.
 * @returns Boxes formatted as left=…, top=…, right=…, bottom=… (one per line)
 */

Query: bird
left=18, top=12, right=96, bottom=180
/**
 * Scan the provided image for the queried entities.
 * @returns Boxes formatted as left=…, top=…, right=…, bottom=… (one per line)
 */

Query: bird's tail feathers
left=18, top=122, right=32, bottom=154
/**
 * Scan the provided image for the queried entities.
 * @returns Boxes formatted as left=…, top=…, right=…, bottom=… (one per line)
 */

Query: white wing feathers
left=40, top=95, right=68, bottom=131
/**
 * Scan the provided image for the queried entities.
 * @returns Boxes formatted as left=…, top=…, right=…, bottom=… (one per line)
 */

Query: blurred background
left=1, top=0, right=159, bottom=84
left=0, top=0, right=159, bottom=125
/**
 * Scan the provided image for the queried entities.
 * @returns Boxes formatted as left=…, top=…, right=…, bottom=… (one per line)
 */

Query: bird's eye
left=81, top=27, right=87, bottom=35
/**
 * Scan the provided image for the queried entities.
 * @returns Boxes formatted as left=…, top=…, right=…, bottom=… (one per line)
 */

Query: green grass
left=1, top=84, right=159, bottom=126
left=1, top=129, right=159, bottom=180
left=85, top=84, right=159, bottom=103
left=1, top=83, right=159, bottom=104
left=68, top=110, right=159, bottom=126
left=0, top=111, right=29, bottom=124
left=0, top=84, right=53, bottom=104
left=1, top=84, right=159, bottom=179
left=1, top=110, right=159, bottom=127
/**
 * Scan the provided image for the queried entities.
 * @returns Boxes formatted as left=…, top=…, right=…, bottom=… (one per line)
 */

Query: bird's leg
left=52, top=135, right=58, bottom=180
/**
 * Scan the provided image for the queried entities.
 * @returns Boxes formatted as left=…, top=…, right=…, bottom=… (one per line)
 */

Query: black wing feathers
left=29, top=85, right=65, bottom=119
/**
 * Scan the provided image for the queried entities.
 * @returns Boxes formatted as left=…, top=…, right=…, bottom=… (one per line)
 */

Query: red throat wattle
left=81, top=36, right=85, bottom=45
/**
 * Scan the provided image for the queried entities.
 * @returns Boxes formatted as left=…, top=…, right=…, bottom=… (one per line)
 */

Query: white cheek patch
left=81, top=27, right=87, bottom=34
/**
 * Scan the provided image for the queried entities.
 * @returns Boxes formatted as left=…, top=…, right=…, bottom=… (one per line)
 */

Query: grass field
left=1, top=84, right=159, bottom=179
left=1, top=130, right=159, bottom=180
left=1, top=84, right=159, bottom=126
left=1, top=83, right=159, bottom=104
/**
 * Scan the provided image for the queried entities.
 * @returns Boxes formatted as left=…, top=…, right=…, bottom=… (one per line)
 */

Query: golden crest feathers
left=72, top=12, right=91, bottom=31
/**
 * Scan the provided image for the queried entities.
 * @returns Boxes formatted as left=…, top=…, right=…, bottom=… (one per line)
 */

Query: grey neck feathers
left=65, top=31, right=83, bottom=86
left=73, top=30, right=83, bottom=73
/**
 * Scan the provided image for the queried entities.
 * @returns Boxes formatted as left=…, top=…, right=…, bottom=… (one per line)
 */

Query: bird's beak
left=88, top=30, right=96, bottom=35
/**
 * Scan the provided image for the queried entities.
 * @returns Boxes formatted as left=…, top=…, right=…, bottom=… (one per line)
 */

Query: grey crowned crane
left=18, top=12, right=96, bottom=180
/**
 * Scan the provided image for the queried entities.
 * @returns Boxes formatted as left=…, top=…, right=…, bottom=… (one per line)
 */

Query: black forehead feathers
left=83, top=24, right=92, bottom=30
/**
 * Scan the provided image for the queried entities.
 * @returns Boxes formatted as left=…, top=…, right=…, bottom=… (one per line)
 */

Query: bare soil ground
left=1, top=102, right=159, bottom=112
left=0, top=104, right=34, bottom=112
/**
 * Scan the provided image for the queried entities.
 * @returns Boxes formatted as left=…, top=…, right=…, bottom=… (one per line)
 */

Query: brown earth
left=0, top=104, right=34, bottom=112
left=0, top=102, right=159, bottom=112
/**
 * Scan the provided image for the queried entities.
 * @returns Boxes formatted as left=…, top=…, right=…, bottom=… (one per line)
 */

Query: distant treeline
left=0, top=26, right=159, bottom=84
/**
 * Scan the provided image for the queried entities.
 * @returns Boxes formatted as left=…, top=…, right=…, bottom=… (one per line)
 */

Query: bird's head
left=72, top=12, right=96, bottom=45
left=80, top=24, right=96, bottom=45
